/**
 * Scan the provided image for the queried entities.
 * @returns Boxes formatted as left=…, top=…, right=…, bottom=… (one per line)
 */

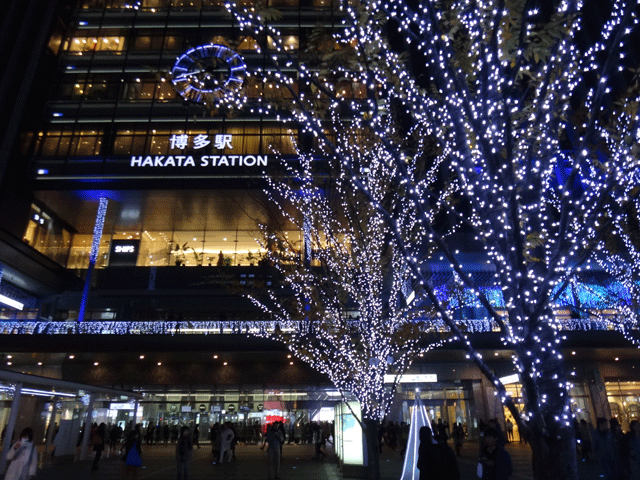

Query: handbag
left=476, top=461, right=483, bottom=478
left=126, top=445, right=142, bottom=467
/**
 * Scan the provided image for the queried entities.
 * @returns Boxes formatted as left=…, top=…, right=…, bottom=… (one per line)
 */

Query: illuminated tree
left=247, top=117, right=451, bottom=478
left=228, top=1, right=640, bottom=479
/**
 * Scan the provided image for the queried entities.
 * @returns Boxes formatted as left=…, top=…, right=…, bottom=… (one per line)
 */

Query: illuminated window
left=67, top=36, right=125, bottom=53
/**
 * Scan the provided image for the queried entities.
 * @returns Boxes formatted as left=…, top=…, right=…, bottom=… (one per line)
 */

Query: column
left=44, top=396, right=58, bottom=459
left=0, top=383, right=22, bottom=474
left=132, top=399, right=139, bottom=427
left=80, top=393, right=96, bottom=461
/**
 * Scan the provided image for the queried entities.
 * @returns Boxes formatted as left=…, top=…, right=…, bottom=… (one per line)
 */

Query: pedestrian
left=452, top=422, right=464, bottom=456
left=262, top=423, right=284, bottom=480
left=193, top=425, right=199, bottom=449
left=623, top=420, right=640, bottom=479
left=5, top=427, right=37, bottom=480
left=123, top=426, right=143, bottom=478
left=435, top=418, right=448, bottom=444
left=579, top=419, right=592, bottom=462
left=505, top=419, right=514, bottom=442
left=479, top=427, right=512, bottom=480
left=219, top=422, right=235, bottom=463
left=91, top=422, right=106, bottom=471
left=593, top=417, right=621, bottom=480
left=417, top=426, right=460, bottom=480
left=211, top=423, right=221, bottom=464
left=312, top=422, right=326, bottom=458
left=176, top=426, right=192, bottom=480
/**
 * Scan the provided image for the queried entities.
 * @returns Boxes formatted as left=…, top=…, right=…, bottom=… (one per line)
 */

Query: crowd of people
left=576, top=417, right=640, bottom=480
left=11, top=412, right=640, bottom=480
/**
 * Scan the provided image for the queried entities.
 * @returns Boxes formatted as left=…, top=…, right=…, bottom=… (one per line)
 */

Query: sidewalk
left=28, top=440, right=605, bottom=480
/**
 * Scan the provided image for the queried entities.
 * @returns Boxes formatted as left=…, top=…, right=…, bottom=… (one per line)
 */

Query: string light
left=225, top=0, right=640, bottom=462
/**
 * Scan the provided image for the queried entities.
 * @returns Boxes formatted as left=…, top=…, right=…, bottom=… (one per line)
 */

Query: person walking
left=505, top=419, right=514, bottom=442
left=123, top=426, right=143, bottom=478
left=219, top=422, right=235, bottom=463
left=176, top=426, right=193, bottom=480
left=479, top=428, right=512, bottom=480
left=417, top=426, right=460, bottom=480
left=578, top=419, right=593, bottom=462
left=623, top=420, right=640, bottom=480
left=5, top=427, right=37, bottom=480
left=452, top=422, right=464, bottom=456
left=262, top=423, right=284, bottom=480
left=593, top=417, right=621, bottom=480
left=91, top=422, right=106, bottom=471
left=192, top=425, right=199, bottom=449
left=211, top=423, right=221, bottom=464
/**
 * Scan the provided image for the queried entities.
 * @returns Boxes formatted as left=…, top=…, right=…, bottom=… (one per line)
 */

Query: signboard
left=212, top=405, right=221, bottom=413
left=199, top=404, right=207, bottom=412
left=181, top=405, right=192, bottom=412
left=33, top=134, right=280, bottom=182
left=383, top=374, right=438, bottom=384
left=109, top=239, right=140, bottom=267
left=335, top=402, right=365, bottom=469
left=257, top=403, right=264, bottom=412
left=227, top=404, right=236, bottom=412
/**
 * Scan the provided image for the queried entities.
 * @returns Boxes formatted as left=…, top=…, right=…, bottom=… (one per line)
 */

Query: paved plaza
left=24, top=440, right=608, bottom=480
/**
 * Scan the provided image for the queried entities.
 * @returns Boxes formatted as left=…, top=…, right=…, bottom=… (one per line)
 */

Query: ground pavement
left=25, top=440, right=606, bottom=480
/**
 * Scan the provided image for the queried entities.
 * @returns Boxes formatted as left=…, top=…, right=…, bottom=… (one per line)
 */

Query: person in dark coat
left=479, top=428, right=512, bottom=480
left=91, top=423, right=106, bottom=471
left=176, top=426, right=193, bottom=480
left=417, top=426, right=460, bottom=480
left=593, top=418, right=620, bottom=480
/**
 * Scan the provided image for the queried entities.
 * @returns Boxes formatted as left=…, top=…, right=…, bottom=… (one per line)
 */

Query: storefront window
left=23, top=204, right=73, bottom=267
left=606, top=380, right=640, bottom=431
left=67, top=234, right=111, bottom=269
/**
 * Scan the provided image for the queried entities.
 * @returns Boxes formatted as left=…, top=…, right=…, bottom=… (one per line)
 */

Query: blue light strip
left=400, top=394, right=431, bottom=480
left=78, top=197, right=108, bottom=322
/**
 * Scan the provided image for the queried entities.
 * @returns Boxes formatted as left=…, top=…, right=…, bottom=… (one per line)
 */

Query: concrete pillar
left=587, top=364, right=611, bottom=421
left=0, top=383, right=22, bottom=474
left=80, top=393, right=96, bottom=461
left=44, top=396, right=58, bottom=458
left=132, top=399, right=139, bottom=427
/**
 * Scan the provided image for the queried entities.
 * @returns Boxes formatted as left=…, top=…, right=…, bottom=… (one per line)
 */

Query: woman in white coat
left=5, top=427, right=37, bottom=480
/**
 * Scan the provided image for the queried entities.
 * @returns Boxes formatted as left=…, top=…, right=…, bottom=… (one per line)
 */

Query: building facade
left=0, top=0, right=637, bottom=445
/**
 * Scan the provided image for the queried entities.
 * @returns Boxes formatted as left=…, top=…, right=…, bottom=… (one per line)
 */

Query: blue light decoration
left=400, top=394, right=432, bottom=480
left=78, top=197, right=108, bottom=322
left=171, top=44, right=246, bottom=104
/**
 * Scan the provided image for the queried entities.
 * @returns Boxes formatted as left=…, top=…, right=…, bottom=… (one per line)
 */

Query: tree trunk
left=528, top=425, right=578, bottom=480
left=363, top=418, right=381, bottom=480
left=518, top=320, right=579, bottom=480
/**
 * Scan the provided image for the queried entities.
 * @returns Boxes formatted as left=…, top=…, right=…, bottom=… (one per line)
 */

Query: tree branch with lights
left=227, top=1, right=640, bottom=479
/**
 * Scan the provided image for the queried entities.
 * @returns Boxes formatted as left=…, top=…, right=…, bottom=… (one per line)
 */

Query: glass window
left=170, top=232, right=205, bottom=266
left=22, top=204, right=72, bottom=267
left=67, top=36, right=125, bottom=53
left=67, top=234, right=110, bottom=269
left=139, top=231, right=172, bottom=266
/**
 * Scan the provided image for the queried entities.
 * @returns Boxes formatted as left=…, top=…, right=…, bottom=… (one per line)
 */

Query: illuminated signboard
left=129, top=134, right=268, bottom=169
left=109, top=240, right=140, bottom=267
left=383, top=374, right=438, bottom=384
